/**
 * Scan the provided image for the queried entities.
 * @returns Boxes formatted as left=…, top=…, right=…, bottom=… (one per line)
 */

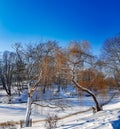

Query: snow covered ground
left=0, top=90, right=120, bottom=129
left=23, top=100, right=120, bottom=129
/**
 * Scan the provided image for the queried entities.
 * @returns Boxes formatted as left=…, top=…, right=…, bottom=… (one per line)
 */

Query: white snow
left=0, top=90, right=120, bottom=129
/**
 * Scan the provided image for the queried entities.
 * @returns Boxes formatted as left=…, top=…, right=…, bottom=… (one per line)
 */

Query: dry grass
left=0, top=121, right=17, bottom=129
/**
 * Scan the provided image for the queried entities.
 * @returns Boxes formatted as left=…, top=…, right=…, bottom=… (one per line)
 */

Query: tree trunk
left=72, top=79, right=102, bottom=112
left=43, top=86, right=46, bottom=94
left=25, top=95, right=32, bottom=127
left=25, top=84, right=32, bottom=127
left=1, top=76, right=11, bottom=96
left=57, top=83, right=60, bottom=93
left=25, top=73, right=42, bottom=127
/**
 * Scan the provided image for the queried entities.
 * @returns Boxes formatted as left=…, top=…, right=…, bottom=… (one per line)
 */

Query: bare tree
left=41, top=41, right=59, bottom=93
left=54, top=48, right=70, bottom=92
left=13, top=43, right=26, bottom=94
left=101, top=35, right=120, bottom=89
left=24, top=41, right=59, bottom=127
left=55, top=41, right=102, bottom=111
left=23, top=43, right=44, bottom=127
left=25, top=73, right=42, bottom=127
left=0, top=51, right=16, bottom=97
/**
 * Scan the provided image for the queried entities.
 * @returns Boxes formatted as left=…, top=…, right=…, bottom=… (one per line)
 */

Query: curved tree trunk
left=72, top=79, right=102, bottom=112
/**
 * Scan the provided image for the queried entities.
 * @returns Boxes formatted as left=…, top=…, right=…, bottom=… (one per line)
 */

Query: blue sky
left=0, top=0, right=120, bottom=55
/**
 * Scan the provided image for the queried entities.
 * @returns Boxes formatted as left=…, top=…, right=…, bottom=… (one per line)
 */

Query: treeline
left=0, top=35, right=120, bottom=111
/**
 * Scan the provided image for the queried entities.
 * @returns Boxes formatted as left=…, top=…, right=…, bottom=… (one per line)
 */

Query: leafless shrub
left=45, top=114, right=58, bottom=129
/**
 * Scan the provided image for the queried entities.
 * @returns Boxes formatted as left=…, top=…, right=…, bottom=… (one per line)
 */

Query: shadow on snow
left=111, top=112, right=120, bottom=129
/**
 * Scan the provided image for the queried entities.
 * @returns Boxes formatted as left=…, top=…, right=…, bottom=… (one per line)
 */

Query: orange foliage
left=77, top=69, right=107, bottom=92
